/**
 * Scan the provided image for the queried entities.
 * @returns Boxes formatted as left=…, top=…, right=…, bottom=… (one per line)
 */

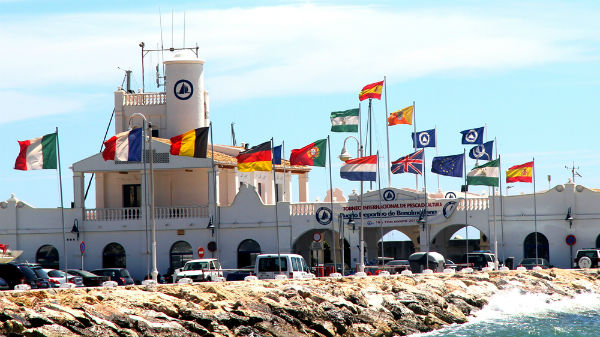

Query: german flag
left=359, top=80, right=384, bottom=101
left=237, top=141, right=272, bottom=172
left=170, top=127, right=209, bottom=158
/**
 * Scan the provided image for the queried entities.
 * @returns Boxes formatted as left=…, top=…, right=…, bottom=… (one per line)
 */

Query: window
left=237, top=239, right=261, bottom=268
left=36, top=245, right=59, bottom=269
left=258, top=257, right=288, bottom=272
left=103, top=242, right=126, bottom=268
left=258, top=183, right=263, bottom=199
left=170, top=241, right=193, bottom=271
left=122, top=184, right=141, bottom=208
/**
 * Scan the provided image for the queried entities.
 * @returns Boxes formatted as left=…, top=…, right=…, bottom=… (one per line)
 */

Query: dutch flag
left=340, top=155, right=377, bottom=181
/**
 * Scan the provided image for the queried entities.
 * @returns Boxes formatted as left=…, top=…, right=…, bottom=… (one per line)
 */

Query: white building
left=0, top=50, right=595, bottom=280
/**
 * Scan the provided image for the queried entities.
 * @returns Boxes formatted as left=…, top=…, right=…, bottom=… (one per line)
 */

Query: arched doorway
left=378, top=230, right=415, bottom=259
left=103, top=242, right=126, bottom=268
left=237, top=239, right=261, bottom=268
left=36, top=245, right=59, bottom=269
left=170, top=241, right=193, bottom=271
left=523, top=232, right=549, bottom=261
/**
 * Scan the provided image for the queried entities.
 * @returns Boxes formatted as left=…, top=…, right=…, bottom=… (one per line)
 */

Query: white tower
left=164, top=50, right=208, bottom=138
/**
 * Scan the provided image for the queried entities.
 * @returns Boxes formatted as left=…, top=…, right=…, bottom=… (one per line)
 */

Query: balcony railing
left=123, top=92, right=166, bottom=106
left=457, top=198, right=490, bottom=211
left=85, top=206, right=208, bottom=221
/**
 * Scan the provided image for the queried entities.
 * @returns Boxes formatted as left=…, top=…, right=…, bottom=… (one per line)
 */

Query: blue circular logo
left=443, top=201, right=458, bottom=218
left=445, top=192, right=456, bottom=199
left=174, top=79, right=193, bottom=100
left=316, top=207, right=333, bottom=225
left=383, top=189, right=396, bottom=201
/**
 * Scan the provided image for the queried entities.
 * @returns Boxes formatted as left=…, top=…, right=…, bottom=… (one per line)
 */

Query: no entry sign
left=198, top=246, right=205, bottom=258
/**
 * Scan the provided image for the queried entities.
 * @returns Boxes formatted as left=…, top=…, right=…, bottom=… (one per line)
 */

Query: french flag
left=102, top=128, right=143, bottom=161
left=340, top=155, right=377, bottom=181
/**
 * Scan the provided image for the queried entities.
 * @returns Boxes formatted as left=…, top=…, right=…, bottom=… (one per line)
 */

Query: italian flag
left=289, top=139, right=327, bottom=167
left=467, top=158, right=499, bottom=186
left=14, top=132, right=58, bottom=170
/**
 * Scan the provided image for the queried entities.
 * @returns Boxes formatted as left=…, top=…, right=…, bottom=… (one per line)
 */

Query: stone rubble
left=0, top=269, right=598, bottom=337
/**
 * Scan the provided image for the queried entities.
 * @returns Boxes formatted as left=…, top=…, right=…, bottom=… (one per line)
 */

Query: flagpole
left=413, top=101, right=418, bottom=190
left=149, top=121, right=158, bottom=282
left=271, top=138, right=281, bottom=275
left=464, top=149, right=469, bottom=267
left=142, top=119, right=150, bottom=277
left=383, top=76, right=391, bottom=188
left=210, top=122, right=219, bottom=260
left=435, top=125, right=440, bottom=191
left=368, top=98, right=373, bottom=190
left=56, top=127, right=67, bottom=282
left=422, top=149, right=429, bottom=270
left=533, top=157, right=538, bottom=265
left=492, top=170, right=498, bottom=270
left=282, top=140, right=286, bottom=202
left=327, top=135, right=337, bottom=269
left=499, top=154, right=505, bottom=264
left=376, top=151, right=384, bottom=267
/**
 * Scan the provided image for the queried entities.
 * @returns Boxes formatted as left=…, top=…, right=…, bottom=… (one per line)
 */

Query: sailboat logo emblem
left=174, top=79, right=194, bottom=100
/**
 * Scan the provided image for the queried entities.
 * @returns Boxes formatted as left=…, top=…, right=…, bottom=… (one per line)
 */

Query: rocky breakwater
left=1, top=269, right=599, bottom=337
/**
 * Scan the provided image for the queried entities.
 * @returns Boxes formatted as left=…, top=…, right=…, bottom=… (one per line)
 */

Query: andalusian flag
left=359, top=80, right=383, bottom=101
left=170, top=127, right=209, bottom=158
left=467, top=159, right=500, bottom=186
left=289, top=139, right=327, bottom=167
left=14, top=132, right=58, bottom=170
left=236, top=141, right=272, bottom=172
left=388, top=106, right=413, bottom=126
left=506, top=161, right=533, bottom=183
left=330, top=108, right=359, bottom=132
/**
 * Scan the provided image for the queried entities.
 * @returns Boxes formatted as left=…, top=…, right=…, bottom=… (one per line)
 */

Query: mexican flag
left=14, top=132, right=58, bottom=170
left=467, top=158, right=499, bottom=186
left=330, top=108, right=359, bottom=132
left=289, top=139, right=327, bottom=167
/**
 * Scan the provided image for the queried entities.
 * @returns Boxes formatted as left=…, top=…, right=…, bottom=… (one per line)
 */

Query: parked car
left=574, top=249, right=600, bottom=269
left=0, top=276, right=9, bottom=290
left=90, top=268, right=135, bottom=285
left=44, top=269, right=84, bottom=287
left=174, top=259, right=223, bottom=282
left=0, top=263, right=45, bottom=289
left=28, top=266, right=53, bottom=288
left=225, top=265, right=254, bottom=281
left=408, top=252, right=446, bottom=273
left=255, top=254, right=311, bottom=279
left=519, top=258, right=552, bottom=269
left=459, top=252, right=495, bottom=270
left=67, top=269, right=110, bottom=287
left=385, top=260, right=410, bottom=273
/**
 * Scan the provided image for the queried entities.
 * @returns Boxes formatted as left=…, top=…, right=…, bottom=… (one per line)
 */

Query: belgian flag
left=237, top=141, right=272, bottom=172
left=170, top=127, right=209, bottom=158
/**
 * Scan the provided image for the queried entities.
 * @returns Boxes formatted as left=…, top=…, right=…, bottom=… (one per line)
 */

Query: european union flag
left=469, top=140, right=493, bottom=160
left=411, top=129, right=436, bottom=148
left=431, top=153, right=464, bottom=177
left=460, top=127, right=484, bottom=145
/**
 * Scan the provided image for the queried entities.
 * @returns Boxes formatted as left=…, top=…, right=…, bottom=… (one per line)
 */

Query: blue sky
left=0, top=0, right=599, bottom=210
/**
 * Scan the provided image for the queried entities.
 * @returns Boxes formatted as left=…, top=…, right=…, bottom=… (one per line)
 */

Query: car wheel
left=579, top=256, right=592, bottom=269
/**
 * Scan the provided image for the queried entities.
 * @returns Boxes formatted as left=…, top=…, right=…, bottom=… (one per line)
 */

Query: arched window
left=523, top=232, right=549, bottom=261
left=596, top=234, right=600, bottom=249
left=36, top=245, right=59, bottom=269
left=170, top=241, right=193, bottom=271
left=103, top=242, right=126, bottom=268
left=237, top=239, right=261, bottom=268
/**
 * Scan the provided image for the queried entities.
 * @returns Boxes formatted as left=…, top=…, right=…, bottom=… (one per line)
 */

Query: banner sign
left=338, top=199, right=459, bottom=226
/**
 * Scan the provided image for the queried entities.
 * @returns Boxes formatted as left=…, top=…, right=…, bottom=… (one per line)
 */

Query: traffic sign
left=313, top=232, right=322, bottom=242
left=565, top=234, right=576, bottom=246
left=80, top=241, right=86, bottom=254
left=198, top=246, right=205, bottom=258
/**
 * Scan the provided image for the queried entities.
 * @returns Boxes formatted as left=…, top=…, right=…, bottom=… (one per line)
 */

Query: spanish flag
left=388, top=106, right=413, bottom=126
left=170, top=127, right=209, bottom=158
left=506, top=161, right=533, bottom=183
left=359, top=80, right=384, bottom=101
left=237, top=141, right=272, bottom=172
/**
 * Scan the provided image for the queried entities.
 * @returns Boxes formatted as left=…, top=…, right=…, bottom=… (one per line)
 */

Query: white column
left=114, top=89, right=125, bottom=133
left=95, top=173, right=106, bottom=209
left=419, top=224, right=429, bottom=253
left=298, top=173, right=309, bottom=203
left=72, top=172, right=85, bottom=208
left=285, top=172, right=293, bottom=202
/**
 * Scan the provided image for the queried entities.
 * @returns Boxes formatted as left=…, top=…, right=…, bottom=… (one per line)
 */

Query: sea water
left=413, top=289, right=600, bottom=337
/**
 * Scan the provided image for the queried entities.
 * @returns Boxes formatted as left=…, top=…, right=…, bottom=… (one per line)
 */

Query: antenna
left=183, top=11, right=186, bottom=48
left=231, top=123, right=237, bottom=146
left=171, top=9, right=174, bottom=50
left=565, top=162, right=581, bottom=182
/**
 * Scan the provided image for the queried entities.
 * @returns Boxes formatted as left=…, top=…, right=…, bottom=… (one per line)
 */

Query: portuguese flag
left=14, top=132, right=58, bottom=170
left=170, top=127, right=209, bottom=158
left=359, top=80, right=383, bottom=101
left=237, top=141, right=272, bottom=172
left=290, top=139, right=327, bottom=167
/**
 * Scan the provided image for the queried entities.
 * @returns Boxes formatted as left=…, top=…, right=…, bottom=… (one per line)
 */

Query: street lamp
left=129, top=113, right=158, bottom=283
left=207, top=216, right=215, bottom=236
left=339, top=136, right=366, bottom=273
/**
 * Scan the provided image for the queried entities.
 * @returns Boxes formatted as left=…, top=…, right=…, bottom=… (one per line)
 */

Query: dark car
left=90, top=268, right=135, bottom=285
left=0, top=263, right=44, bottom=289
left=225, top=265, right=255, bottom=281
left=385, top=260, right=410, bottom=274
left=574, top=249, right=600, bottom=269
left=68, top=269, right=110, bottom=287
left=460, top=252, right=495, bottom=270
left=0, top=276, right=10, bottom=290
left=519, top=258, right=552, bottom=269
left=28, top=266, right=52, bottom=288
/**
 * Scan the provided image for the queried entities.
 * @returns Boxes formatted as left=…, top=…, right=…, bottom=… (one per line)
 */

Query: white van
left=174, top=258, right=223, bottom=282
left=254, top=254, right=311, bottom=279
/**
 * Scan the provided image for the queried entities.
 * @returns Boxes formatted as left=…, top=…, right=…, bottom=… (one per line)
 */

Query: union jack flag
left=391, top=149, right=424, bottom=175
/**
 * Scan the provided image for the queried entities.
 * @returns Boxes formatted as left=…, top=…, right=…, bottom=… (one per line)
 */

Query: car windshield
left=69, top=270, right=97, bottom=277
left=48, top=270, right=67, bottom=277
left=183, top=262, right=209, bottom=271
left=386, top=260, right=409, bottom=266
left=521, top=258, right=540, bottom=264
left=118, top=270, right=131, bottom=277
left=33, top=268, right=49, bottom=278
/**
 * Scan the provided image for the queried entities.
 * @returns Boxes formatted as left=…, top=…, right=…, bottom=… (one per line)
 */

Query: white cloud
left=0, top=3, right=596, bottom=106
left=0, top=90, right=84, bottom=123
